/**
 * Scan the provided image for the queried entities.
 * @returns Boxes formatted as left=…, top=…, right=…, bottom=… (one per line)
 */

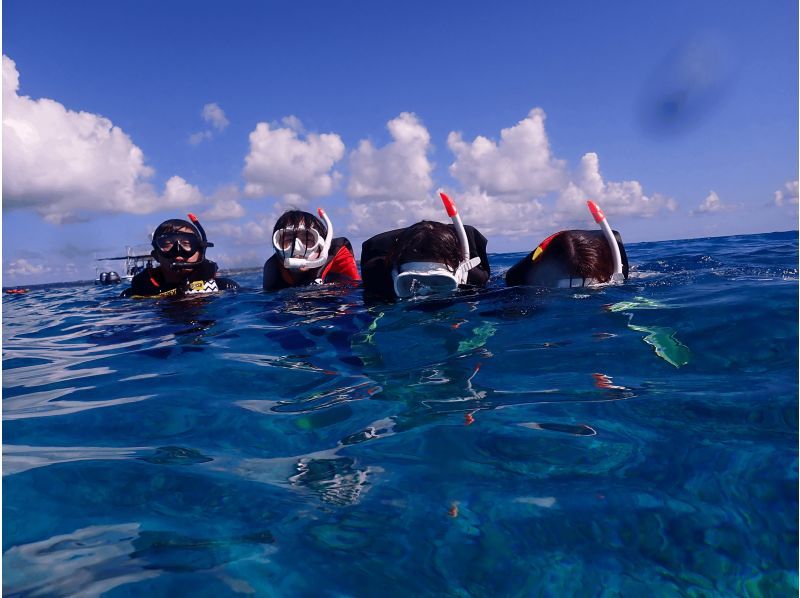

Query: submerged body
left=122, top=260, right=239, bottom=298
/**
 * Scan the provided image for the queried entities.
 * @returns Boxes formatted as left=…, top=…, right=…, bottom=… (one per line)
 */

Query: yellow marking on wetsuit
left=129, top=288, right=179, bottom=299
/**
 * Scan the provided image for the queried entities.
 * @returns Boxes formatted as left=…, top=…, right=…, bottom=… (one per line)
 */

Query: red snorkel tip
left=440, top=192, right=458, bottom=217
left=187, top=213, right=199, bottom=224
left=317, top=207, right=326, bottom=218
left=587, top=200, right=605, bottom=224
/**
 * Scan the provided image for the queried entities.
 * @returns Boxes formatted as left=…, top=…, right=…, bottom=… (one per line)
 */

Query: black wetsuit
left=263, top=238, right=359, bottom=291
left=361, top=224, right=490, bottom=301
left=505, top=229, right=629, bottom=287
left=121, top=260, right=239, bottom=298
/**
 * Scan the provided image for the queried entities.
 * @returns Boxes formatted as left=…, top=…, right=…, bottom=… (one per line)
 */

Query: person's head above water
left=389, top=220, right=462, bottom=271
left=518, top=230, right=623, bottom=285
left=150, top=214, right=214, bottom=278
left=272, top=208, right=333, bottom=271
left=364, top=193, right=485, bottom=298
left=505, top=200, right=629, bottom=288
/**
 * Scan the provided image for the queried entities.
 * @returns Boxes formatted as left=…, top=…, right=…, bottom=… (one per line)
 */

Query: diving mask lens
left=155, top=233, right=201, bottom=258
left=273, top=227, right=322, bottom=258
left=392, top=262, right=460, bottom=298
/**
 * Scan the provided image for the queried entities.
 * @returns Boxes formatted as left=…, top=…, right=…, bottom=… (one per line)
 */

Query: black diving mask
left=154, top=233, right=203, bottom=259
left=151, top=213, right=215, bottom=271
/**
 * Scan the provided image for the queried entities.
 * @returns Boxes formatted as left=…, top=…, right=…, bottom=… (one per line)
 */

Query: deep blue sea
left=3, top=231, right=798, bottom=597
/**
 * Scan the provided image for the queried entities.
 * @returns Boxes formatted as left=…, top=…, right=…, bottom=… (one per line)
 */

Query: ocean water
left=3, top=231, right=798, bottom=597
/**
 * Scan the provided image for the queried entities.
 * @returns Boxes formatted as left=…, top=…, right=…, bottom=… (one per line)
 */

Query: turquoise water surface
left=3, top=231, right=798, bottom=596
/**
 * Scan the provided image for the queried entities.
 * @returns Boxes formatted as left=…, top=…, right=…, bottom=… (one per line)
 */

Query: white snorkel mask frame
left=391, top=192, right=482, bottom=298
left=587, top=200, right=625, bottom=283
left=273, top=207, right=334, bottom=270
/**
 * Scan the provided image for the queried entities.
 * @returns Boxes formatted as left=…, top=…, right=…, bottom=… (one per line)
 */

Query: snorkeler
left=263, top=208, right=359, bottom=291
left=505, top=200, right=629, bottom=288
left=361, top=193, right=490, bottom=301
left=121, top=214, right=239, bottom=298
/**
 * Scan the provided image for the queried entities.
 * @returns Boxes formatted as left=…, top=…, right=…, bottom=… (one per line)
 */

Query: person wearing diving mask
left=121, top=214, right=239, bottom=298
left=361, top=193, right=490, bottom=302
left=262, top=208, right=359, bottom=291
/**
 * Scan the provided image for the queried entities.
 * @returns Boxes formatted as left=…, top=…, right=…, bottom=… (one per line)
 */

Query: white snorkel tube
left=281, top=207, right=334, bottom=270
left=439, top=192, right=481, bottom=284
left=587, top=200, right=624, bottom=283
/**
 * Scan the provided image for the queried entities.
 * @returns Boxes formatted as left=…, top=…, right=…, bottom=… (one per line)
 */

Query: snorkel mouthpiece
left=281, top=208, right=333, bottom=270
left=586, top=200, right=624, bottom=282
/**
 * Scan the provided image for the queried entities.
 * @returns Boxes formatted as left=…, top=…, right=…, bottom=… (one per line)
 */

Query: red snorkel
left=187, top=213, right=213, bottom=249
left=587, top=200, right=624, bottom=283
left=440, top=192, right=470, bottom=262
left=439, top=192, right=481, bottom=285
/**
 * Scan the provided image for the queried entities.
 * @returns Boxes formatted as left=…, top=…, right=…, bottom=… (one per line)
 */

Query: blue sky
left=3, top=0, right=798, bottom=285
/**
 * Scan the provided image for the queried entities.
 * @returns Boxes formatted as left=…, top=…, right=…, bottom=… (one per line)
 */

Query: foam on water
left=3, top=231, right=798, bottom=596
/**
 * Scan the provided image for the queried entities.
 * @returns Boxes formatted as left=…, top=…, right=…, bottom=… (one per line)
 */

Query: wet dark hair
left=152, top=219, right=202, bottom=240
left=389, top=221, right=461, bottom=271
left=549, top=231, right=614, bottom=282
left=273, top=210, right=327, bottom=236
left=508, top=230, right=618, bottom=287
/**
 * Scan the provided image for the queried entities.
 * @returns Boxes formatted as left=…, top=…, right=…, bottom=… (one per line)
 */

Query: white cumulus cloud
left=4, top=258, right=51, bottom=276
left=448, top=108, right=567, bottom=197
left=774, top=180, right=799, bottom=207
left=3, top=55, right=205, bottom=223
left=202, top=199, right=246, bottom=222
left=162, top=175, right=204, bottom=207
left=691, top=190, right=739, bottom=215
left=201, top=185, right=246, bottom=221
left=342, top=108, right=673, bottom=243
left=202, top=103, right=229, bottom=131
left=690, top=189, right=744, bottom=215
left=188, top=131, right=212, bottom=146
left=556, top=152, right=676, bottom=223
left=189, top=103, right=229, bottom=144
left=243, top=118, right=345, bottom=203
left=212, top=218, right=271, bottom=247
left=346, top=112, right=439, bottom=234
left=440, top=187, right=548, bottom=238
